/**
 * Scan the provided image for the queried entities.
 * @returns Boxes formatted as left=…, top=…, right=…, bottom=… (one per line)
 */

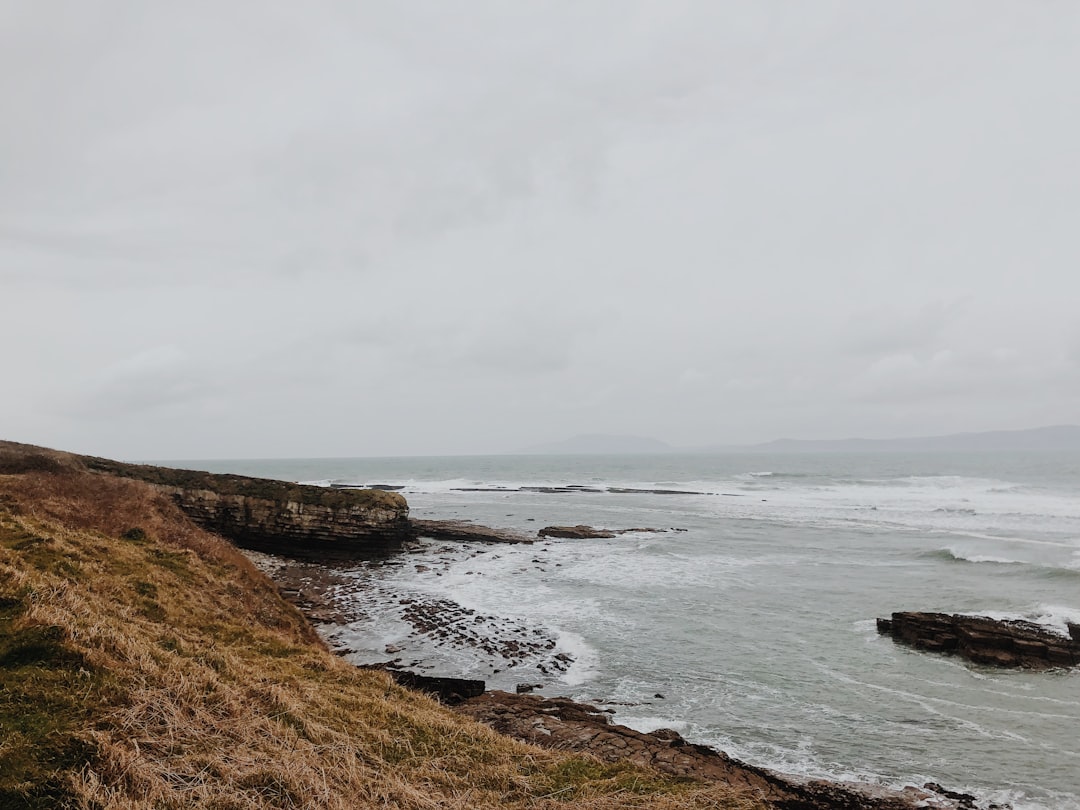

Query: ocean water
left=176, top=452, right=1080, bottom=808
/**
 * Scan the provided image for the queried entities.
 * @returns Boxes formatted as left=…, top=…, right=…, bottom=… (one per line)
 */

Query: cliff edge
left=0, top=440, right=411, bottom=558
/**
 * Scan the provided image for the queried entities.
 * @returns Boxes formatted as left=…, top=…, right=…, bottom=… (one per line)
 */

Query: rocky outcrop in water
left=410, top=519, right=533, bottom=544
left=877, top=612, right=1079, bottom=668
left=537, top=525, right=671, bottom=539
left=539, top=525, right=618, bottom=539
left=456, top=691, right=993, bottom=809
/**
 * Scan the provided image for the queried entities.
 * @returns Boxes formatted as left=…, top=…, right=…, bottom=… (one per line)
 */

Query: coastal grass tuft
left=0, top=467, right=766, bottom=810
left=0, top=580, right=115, bottom=809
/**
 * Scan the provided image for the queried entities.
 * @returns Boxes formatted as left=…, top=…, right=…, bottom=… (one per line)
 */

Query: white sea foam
left=957, top=604, right=1080, bottom=638
left=553, top=629, right=600, bottom=686
left=937, top=546, right=1026, bottom=565
left=254, top=451, right=1080, bottom=807
left=1026, top=604, right=1080, bottom=637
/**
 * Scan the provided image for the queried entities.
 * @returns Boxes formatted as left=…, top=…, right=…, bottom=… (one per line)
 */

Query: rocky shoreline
left=456, top=691, right=996, bottom=810
left=249, top=533, right=1009, bottom=810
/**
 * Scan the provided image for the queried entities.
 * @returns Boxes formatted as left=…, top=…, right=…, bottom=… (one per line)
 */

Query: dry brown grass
left=0, top=470, right=766, bottom=810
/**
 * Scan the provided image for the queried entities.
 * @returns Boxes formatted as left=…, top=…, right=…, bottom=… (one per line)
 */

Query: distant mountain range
left=516, top=426, right=1080, bottom=455
left=516, top=434, right=675, bottom=455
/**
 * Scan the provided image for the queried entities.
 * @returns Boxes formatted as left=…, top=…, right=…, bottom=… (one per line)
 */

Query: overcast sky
left=2, top=2, right=1078, bottom=459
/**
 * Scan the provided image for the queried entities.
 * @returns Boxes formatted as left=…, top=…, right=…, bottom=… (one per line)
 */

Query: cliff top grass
left=0, top=458, right=765, bottom=809
left=0, top=440, right=405, bottom=511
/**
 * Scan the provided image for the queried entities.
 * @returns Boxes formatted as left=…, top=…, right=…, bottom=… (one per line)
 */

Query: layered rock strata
left=877, top=611, right=1079, bottom=668
left=84, top=457, right=411, bottom=557
left=0, top=442, right=412, bottom=558
left=154, top=484, right=410, bottom=558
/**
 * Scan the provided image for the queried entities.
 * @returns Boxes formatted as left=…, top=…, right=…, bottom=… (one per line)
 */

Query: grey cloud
left=3, top=2, right=1079, bottom=457
left=63, top=346, right=218, bottom=419
left=836, top=301, right=968, bottom=358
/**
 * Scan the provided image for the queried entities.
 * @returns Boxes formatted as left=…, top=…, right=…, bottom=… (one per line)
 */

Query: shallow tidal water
left=176, top=452, right=1080, bottom=809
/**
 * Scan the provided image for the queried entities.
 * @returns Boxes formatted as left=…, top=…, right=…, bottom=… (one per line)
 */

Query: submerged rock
left=411, top=519, right=533, bottom=544
left=877, top=611, right=1079, bottom=668
left=538, top=525, right=617, bottom=539
left=538, top=525, right=671, bottom=539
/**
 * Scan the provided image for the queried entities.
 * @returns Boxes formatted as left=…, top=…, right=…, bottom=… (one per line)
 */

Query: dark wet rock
left=363, top=665, right=484, bottom=705
left=539, top=525, right=617, bottom=539
left=522, top=486, right=606, bottom=494
left=451, top=484, right=707, bottom=496
left=924, top=782, right=984, bottom=809
left=411, top=519, right=534, bottom=544
left=456, top=691, right=989, bottom=809
left=515, top=682, right=543, bottom=694
left=606, top=487, right=709, bottom=495
left=877, top=611, right=1079, bottom=669
left=538, top=525, right=671, bottom=539
left=396, top=595, right=573, bottom=673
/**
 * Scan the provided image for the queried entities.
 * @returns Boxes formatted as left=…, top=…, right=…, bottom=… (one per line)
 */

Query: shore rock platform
left=877, top=611, right=1080, bottom=668
left=538, top=524, right=671, bottom=539
left=456, top=691, right=997, bottom=809
left=410, top=518, right=534, bottom=544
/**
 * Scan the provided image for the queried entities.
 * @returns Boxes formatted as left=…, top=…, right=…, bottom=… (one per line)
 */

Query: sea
left=171, top=451, right=1080, bottom=809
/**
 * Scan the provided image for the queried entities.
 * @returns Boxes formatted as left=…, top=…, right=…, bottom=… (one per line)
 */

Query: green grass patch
left=147, top=548, right=193, bottom=581
left=0, top=593, right=115, bottom=809
left=82, top=457, right=404, bottom=510
left=0, top=530, right=82, bottom=581
left=120, top=527, right=149, bottom=544
left=256, top=638, right=303, bottom=658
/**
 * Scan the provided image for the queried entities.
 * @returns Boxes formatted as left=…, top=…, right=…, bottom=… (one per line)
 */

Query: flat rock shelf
left=876, top=611, right=1080, bottom=668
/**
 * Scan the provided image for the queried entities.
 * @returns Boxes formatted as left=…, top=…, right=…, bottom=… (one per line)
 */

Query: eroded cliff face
left=0, top=441, right=413, bottom=559
left=157, top=485, right=412, bottom=558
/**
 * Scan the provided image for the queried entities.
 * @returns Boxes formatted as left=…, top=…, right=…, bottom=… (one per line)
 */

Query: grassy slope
left=0, top=440, right=404, bottom=511
left=0, top=469, right=764, bottom=810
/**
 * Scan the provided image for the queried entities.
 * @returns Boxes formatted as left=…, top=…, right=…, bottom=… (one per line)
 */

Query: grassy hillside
left=0, top=465, right=763, bottom=809
left=0, top=439, right=403, bottom=511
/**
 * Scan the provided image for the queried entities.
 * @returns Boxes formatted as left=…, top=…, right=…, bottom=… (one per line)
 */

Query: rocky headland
left=877, top=611, right=1080, bottom=669
left=0, top=440, right=412, bottom=558
left=0, top=441, right=1012, bottom=808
